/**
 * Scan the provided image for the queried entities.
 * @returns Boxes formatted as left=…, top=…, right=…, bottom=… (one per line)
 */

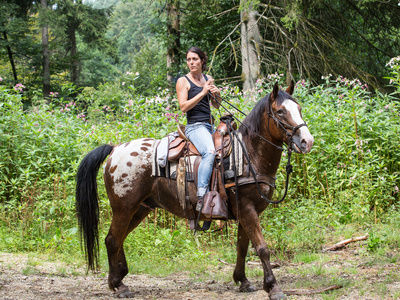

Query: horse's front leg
left=239, top=206, right=286, bottom=300
left=233, top=223, right=256, bottom=292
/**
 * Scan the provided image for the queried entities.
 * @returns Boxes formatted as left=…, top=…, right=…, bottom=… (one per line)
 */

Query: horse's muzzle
left=292, top=127, right=314, bottom=154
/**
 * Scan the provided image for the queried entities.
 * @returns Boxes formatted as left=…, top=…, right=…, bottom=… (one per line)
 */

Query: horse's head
left=268, top=82, right=314, bottom=153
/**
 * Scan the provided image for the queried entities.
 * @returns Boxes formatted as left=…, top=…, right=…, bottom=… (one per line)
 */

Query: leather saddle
left=168, top=116, right=236, bottom=162
left=168, top=116, right=237, bottom=223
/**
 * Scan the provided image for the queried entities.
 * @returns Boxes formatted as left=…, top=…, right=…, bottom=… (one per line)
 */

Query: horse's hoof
left=115, top=284, right=134, bottom=298
left=239, top=281, right=257, bottom=293
left=269, top=291, right=286, bottom=300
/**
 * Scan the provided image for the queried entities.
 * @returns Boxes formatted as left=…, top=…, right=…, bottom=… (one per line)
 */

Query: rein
left=209, top=92, right=307, bottom=205
left=212, top=94, right=284, bottom=151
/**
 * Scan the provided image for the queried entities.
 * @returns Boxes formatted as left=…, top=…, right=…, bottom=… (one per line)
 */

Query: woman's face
left=186, top=51, right=202, bottom=73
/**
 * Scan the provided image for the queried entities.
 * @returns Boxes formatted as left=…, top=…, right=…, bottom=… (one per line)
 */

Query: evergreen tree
left=51, top=0, right=112, bottom=86
left=0, top=1, right=38, bottom=85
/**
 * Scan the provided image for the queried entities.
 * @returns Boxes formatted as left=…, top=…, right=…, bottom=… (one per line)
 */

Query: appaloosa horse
left=76, top=82, right=314, bottom=299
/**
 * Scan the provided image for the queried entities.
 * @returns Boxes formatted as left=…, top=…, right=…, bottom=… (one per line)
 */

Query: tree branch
left=323, top=234, right=369, bottom=252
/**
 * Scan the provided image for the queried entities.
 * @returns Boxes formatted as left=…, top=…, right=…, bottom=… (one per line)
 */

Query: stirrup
left=190, top=219, right=211, bottom=231
left=193, top=197, right=212, bottom=232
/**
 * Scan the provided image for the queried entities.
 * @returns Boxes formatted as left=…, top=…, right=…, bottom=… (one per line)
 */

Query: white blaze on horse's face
left=282, top=99, right=314, bottom=153
left=105, top=138, right=154, bottom=197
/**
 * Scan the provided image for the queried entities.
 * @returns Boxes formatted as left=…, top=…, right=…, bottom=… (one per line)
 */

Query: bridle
left=267, top=98, right=308, bottom=153
left=209, top=92, right=309, bottom=205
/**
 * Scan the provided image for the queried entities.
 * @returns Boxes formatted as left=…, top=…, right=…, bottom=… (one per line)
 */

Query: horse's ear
left=286, top=80, right=294, bottom=95
left=271, top=82, right=279, bottom=101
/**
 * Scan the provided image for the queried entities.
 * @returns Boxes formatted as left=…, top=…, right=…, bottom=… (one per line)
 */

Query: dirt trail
left=0, top=252, right=268, bottom=300
left=0, top=251, right=399, bottom=299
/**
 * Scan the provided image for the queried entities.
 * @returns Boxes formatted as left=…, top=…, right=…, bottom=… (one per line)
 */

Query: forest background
left=0, top=0, right=400, bottom=298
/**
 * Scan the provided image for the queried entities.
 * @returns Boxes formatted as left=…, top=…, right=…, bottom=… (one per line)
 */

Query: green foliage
left=0, top=85, right=84, bottom=236
left=78, top=43, right=120, bottom=87
left=130, top=41, right=169, bottom=96
left=0, top=1, right=41, bottom=89
left=178, top=0, right=241, bottom=80
left=2, top=0, right=399, bottom=102
left=367, top=231, right=381, bottom=252
left=107, top=0, right=162, bottom=70
left=291, top=75, right=400, bottom=222
left=253, top=0, right=400, bottom=89
left=0, top=64, right=399, bottom=274
left=386, top=56, right=400, bottom=95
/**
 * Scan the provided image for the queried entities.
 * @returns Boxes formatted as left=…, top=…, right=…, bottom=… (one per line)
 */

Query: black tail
left=75, top=144, right=113, bottom=271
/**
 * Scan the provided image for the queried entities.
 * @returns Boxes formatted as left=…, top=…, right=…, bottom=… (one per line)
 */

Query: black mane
left=239, top=90, right=291, bottom=137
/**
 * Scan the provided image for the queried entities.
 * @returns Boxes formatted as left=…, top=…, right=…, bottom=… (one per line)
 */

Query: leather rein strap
left=210, top=93, right=308, bottom=205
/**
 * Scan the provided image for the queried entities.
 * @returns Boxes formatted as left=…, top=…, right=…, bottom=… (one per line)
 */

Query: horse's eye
left=276, top=109, right=284, bottom=116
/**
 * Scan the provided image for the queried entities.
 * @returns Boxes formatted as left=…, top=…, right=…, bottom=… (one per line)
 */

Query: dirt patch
left=0, top=250, right=399, bottom=299
left=0, top=252, right=265, bottom=300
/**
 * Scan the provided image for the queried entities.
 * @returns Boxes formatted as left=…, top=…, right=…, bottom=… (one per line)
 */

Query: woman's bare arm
left=177, top=77, right=213, bottom=112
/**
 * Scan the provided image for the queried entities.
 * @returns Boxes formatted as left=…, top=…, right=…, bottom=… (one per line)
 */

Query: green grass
left=26, top=256, right=41, bottom=267
left=1, top=210, right=400, bottom=280
left=1, top=217, right=399, bottom=299
left=293, top=252, right=326, bottom=264
left=22, top=265, right=39, bottom=276
left=393, top=291, right=400, bottom=299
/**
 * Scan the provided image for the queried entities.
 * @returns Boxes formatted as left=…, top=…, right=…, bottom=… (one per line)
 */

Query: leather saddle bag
left=201, top=168, right=228, bottom=220
left=202, top=191, right=228, bottom=220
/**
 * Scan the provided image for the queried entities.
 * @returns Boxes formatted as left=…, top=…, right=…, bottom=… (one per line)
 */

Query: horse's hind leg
left=105, top=205, right=151, bottom=297
left=233, top=224, right=256, bottom=292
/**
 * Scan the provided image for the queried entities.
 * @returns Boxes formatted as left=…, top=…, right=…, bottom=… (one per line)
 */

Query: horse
left=75, top=82, right=314, bottom=299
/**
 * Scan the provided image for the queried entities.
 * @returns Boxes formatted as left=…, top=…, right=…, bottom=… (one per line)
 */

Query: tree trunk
left=2, top=31, right=18, bottom=83
left=240, top=0, right=261, bottom=91
left=41, top=0, right=50, bottom=97
left=286, top=37, right=292, bottom=86
left=67, top=23, right=79, bottom=85
left=284, top=0, right=293, bottom=86
left=166, top=0, right=180, bottom=84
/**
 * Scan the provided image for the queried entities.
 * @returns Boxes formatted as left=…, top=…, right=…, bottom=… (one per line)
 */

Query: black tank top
left=185, top=74, right=211, bottom=124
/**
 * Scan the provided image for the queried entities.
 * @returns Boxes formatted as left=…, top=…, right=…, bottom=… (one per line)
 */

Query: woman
left=176, top=46, right=220, bottom=212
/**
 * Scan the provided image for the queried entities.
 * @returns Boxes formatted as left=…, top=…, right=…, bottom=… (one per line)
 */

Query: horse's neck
left=242, top=134, right=283, bottom=177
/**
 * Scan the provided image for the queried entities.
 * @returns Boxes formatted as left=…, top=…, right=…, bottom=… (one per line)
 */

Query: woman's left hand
left=208, top=79, right=220, bottom=95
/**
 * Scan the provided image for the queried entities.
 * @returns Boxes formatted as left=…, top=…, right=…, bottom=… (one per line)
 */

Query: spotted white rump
left=105, top=138, right=155, bottom=197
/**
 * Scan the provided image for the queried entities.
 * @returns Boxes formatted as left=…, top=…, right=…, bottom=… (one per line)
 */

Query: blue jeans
left=185, top=122, right=215, bottom=197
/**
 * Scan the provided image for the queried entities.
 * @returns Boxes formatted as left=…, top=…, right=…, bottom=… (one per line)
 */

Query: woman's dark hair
left=186, top=46, right=207, bottom=71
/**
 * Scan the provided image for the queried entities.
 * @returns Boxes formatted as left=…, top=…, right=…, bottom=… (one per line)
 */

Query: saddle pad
left=228, top=132, right=244, bottom=177
left=152, top=131, right=245, bottom=178
left=152, top=141, right=198, bottom=179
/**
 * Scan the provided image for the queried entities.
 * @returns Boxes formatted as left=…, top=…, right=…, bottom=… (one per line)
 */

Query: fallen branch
left=217, top=259, right=280, bottom=268
left=284, top=284, right=343, bottom=295
left=247, top=261, right=281, bottom=269
left=217, top=258, right=230, bottom=265
left=323, top=234, right=369, bottom=252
